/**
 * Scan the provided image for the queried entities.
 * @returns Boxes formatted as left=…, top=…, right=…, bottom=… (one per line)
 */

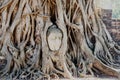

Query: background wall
left=95, top=0, right=120, bottom=19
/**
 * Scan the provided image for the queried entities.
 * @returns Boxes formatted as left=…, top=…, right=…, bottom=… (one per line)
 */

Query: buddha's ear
left=0, top=56, right=7, bottom=70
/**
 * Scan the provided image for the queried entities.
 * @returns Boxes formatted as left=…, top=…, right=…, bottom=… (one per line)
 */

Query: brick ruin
left=101, top=9, right=120, bottom=45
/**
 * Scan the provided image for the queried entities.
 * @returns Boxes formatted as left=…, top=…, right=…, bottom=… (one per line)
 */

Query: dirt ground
left=59, top=78, right=118, bottom=80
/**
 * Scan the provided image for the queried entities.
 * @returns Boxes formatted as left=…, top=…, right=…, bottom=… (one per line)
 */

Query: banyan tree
left=0, top=0, right=120, bottom=79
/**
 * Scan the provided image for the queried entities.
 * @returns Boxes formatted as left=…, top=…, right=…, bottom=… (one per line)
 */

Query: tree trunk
left=0, top=0, right=120, bottom=79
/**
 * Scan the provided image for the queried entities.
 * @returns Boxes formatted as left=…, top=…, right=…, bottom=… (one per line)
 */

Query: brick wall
left=101, top=9, right=120, bottom=45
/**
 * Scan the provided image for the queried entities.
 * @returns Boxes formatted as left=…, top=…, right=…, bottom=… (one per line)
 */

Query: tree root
left=0, top=0, right=120, bottom=80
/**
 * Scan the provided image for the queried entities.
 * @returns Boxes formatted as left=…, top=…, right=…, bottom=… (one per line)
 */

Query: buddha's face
left=47, top=29, right=62, bottom=51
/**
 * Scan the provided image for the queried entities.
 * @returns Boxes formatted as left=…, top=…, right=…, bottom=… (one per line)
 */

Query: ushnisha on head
left=46, top=25, right=63, bottom=51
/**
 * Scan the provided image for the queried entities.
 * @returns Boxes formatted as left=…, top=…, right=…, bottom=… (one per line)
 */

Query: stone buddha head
left=47, top=25, right=63, bottom=51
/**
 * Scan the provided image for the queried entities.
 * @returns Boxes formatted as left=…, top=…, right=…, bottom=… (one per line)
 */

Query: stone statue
left=46, top=25, right=63, bottom=51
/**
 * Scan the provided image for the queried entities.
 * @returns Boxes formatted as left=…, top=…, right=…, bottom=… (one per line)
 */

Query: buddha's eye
left=51, top=37, right=55, bottom=40
left=59, top=37, right=61, bottom=39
